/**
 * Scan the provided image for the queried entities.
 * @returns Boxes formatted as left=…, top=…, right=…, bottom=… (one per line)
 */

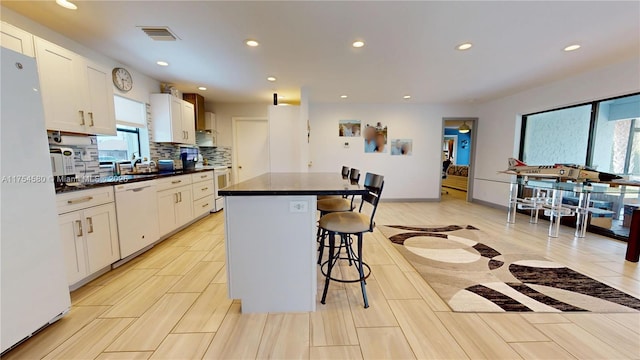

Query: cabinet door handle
left=171, top=180, right=182, bottom=184
left=76, top=220, right=83, bottom=237
left=88, top=112, right=94, bottom=126
left=79, top=110, right=85, bottom=125
left=200, top=175, right=207, bottom=178
left=202, top=203, right=209, bottom=208
left=86, top=217, right=94, bottom=233
left=202, top=187, right=208, bottom=191
left=174, top=193, right=179, bottom=203
left=68, top=196, right=93, bottom=204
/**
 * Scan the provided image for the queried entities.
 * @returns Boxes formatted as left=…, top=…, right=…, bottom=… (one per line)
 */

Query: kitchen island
left=219, top=172, right=367, bottom=313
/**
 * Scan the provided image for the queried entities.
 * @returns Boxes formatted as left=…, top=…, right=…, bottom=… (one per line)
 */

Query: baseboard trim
left=471, top=198, right=508, bottom=211
left=381, top=198, right=440, bottom=203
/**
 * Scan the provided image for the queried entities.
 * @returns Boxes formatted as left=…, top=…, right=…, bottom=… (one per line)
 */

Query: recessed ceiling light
left=456, top=42, right=473, bottom=51
left=563, top=44, right=581, bottom=52
left=340, top=95, right=348, bottom=99
left=352, top=40, right=365, bottom=48
left=245, top=39, right=259, bottom=47
left=55, top=0, right=77, bottom=10
left=403, top=95, right=411, bottom=99
left=198, top=86, right=207, bottom=91
left=156, top=61, right=169, bottom=66
left=267, top=76, right=276, bottom=82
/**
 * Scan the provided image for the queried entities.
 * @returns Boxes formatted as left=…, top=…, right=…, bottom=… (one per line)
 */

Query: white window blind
left=114, top=95, right=146, bottom=128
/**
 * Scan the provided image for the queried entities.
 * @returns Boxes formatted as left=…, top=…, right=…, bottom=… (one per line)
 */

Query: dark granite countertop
left=55, top=168, right=218, bottom=194
left=219, top=172, right=367, bottom=196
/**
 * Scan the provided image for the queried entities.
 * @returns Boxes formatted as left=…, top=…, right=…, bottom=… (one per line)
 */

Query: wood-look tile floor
left=4, top=199, right=640, bottom=360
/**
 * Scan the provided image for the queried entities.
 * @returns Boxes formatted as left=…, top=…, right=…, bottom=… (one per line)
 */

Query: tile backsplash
left=200, top=146, right=232, bottom=167
left=47, top=132, right=106, bottom=181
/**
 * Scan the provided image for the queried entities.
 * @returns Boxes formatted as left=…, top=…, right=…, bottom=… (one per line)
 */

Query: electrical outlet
left=289, top=201, right=308, bottom=213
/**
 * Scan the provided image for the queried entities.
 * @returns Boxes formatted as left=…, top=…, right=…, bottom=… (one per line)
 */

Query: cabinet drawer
left=193, top=195, right=214, bottom=218
left=192, top=180, right=214, bottom=200
left=192, top=171, right=213, bottom=183
left=156, top=174, right=192, bottom=191
left=57, top=186, right=114, bottom=214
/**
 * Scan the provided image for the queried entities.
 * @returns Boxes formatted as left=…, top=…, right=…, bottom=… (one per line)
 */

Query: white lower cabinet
left=176, top=186, right=194, bottom=227
left=57, top=188, right=119, bottom=288
left=192, top=171, right=214, bottom=218
left=157, top=178, right=194, bottom=237
left=84, top=204, right=120, bottom=273
left=58, top=211, right=87, bottom=285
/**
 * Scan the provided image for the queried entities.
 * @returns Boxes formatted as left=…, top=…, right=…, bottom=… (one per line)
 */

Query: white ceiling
left=4, top=1, right=639, bottom=104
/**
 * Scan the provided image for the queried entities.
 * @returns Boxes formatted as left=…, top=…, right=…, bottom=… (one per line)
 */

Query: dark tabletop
left=219, top=172, right=367, bottom=196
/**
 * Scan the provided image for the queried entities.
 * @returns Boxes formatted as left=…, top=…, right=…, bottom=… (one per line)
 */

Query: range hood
left=196, top=112, right=217, bottom=147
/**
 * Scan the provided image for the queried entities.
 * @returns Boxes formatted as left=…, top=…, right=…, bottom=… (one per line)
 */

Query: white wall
left=208, top=102, right=268, bottom=147
left=1, top=7, right=159, bottom=105
left=309, top=103, right=473, bottom=200
left=474, top=56, right=640, bottom=207
left=268, top=105, right=304, bottom=172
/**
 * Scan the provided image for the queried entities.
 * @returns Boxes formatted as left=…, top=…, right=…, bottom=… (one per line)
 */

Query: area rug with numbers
left=378, top=225, right=640, bottom=312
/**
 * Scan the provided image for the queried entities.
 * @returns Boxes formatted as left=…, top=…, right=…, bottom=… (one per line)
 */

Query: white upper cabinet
left=0, top=22, right=35, bottom=57
left=84, top=61, right=116, bottom=135
left=182, top=101, right=196, bottom=144
left=34, top=37, right=116, bottom=135
left=150, top=93, right=196, bottom=145
left=34, top=38, right=85, bottom=133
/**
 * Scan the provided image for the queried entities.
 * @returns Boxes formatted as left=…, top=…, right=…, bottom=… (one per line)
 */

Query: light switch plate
left=289, top=200, right=308, bottom=213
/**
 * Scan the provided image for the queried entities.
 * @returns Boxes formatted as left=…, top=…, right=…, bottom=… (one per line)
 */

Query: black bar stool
left=316, top=168, right=361, bottom=264
left=318, top=173, right=384, bottom=308
left=318, top=166, right=351, bottom=201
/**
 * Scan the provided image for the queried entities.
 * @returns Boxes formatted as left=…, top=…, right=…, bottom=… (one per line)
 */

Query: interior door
left=235, top=119, right=270, bottom=182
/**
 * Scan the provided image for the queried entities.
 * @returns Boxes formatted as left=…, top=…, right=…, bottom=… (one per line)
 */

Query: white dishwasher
left=115, top=180, right=160, bottom=259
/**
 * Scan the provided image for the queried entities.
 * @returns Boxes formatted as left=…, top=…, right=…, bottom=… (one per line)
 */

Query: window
left=98, top=96, right=148, bottom=163
left=97, top=126, right=141, bottom=162
left=519, top=93, right=640, bottom=175
left=521, top=104, right=592, bottom=165
left=591, top=94, right=640, bottom=175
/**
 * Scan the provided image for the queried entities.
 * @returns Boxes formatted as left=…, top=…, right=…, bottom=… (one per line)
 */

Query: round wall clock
left=112, top=67, right=133, bottom=92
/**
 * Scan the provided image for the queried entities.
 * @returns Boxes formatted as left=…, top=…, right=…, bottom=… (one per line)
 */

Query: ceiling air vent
left=139, top=26, right=179, bottom=41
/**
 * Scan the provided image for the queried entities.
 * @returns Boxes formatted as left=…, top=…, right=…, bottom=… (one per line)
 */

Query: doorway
left=441, top=118, right=477, bottom=201
left=232, top=117, right=270, bottom=183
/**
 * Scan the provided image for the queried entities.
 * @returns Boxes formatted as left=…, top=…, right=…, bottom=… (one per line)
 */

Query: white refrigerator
left=1, top=48, right=71, bottom=353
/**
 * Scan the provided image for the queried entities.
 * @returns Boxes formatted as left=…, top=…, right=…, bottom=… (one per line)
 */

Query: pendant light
left=458, top=121, right=470, bottom=133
